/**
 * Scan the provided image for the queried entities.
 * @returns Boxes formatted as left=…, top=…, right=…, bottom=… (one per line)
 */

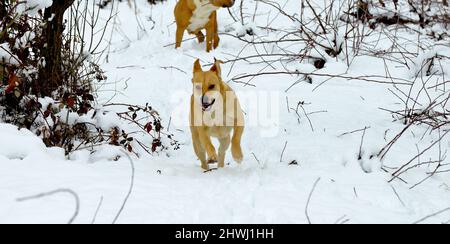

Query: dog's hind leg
left=175, top=26, right=185, bottom=49
left=195, top=31, right=205, bottom=43
left=205, top=14, right=216, bottom=52
left=212, top=12, right=220, bottom=49
left=231, top=126, right=244, bottom=163
left=205, top=28, right=213, bottom=52
left=218, top=135, right=231, bottom=168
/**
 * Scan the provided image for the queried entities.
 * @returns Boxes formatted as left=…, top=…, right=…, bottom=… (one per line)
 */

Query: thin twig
left=17, top=188, right=80, bottom=224
left=112, top=150, right=135, bottom=224
left=305, top=177, right=321, bottom=224
left=252, top=152, right=262, bottom=166
left=280, top=141, right=288, bottom=163
left=91, top=196, right=104, bottom=224
left=358, top=127, right=369, bottom=160
left=390, top=185, right=406, bottom=207
left=413, top=207, right=450, bottom=224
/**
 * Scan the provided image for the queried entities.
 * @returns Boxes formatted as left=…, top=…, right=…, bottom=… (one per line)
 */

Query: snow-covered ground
left=1, top=0, right=450, bottom=224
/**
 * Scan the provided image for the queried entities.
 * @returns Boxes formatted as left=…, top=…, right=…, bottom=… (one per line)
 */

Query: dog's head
left=210, top=0, right=235, bottom=8
left=192, top=59, right=224, bottom=112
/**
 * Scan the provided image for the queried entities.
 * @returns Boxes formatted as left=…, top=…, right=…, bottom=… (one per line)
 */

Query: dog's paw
left=232, top=145, right=243, bottom=163
left=201, top=162, right=209, bottom=171
left=234, top=157, right=243, bottom=164
left=207, top=157, right=218, bottom=164
left=207, top=152, right=218, bottom=164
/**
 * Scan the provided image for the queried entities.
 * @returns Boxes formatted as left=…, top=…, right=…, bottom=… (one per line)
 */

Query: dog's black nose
left=202, top=95, right=209, bottom=105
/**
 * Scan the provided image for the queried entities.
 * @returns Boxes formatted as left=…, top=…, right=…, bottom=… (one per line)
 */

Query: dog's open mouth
left=202, top=99, right=216, bottom=112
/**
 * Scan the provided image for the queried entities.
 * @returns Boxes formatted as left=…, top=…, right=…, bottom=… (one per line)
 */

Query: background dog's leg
left=218, top=136, right=231, bottom=168
left=231, top=126, right=244, bottom=163
left=206, top=29, right=213, bottom=52
left=205, top=18, right=214, bottom=52
left=175, top=27, right=185, bottom=49
left=196, top=31, right=205, bottom=43
left=212, top=12, right=220, bottom=49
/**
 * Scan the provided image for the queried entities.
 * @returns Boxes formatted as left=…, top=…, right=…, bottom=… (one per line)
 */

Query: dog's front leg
left=198, top=129, right=218, bottom=164
left=191, top=128, right=208, bottom=170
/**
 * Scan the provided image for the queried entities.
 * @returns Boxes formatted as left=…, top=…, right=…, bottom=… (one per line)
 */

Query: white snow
left=1, top=0, right=450, bottom=224
left=16, top=0, right=53, bottom=17
left=0, top=43, right=20, bottom=65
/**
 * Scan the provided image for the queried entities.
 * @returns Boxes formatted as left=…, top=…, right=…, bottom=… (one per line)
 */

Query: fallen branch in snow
left=409, top=129, right=447, bottom=189
left=112, top=150, right=135, bottom=224
left=338, top=126, right=372, bottom=138
left=389, top=130, right=449, bottom=183
left=413, top=207, right=450, bottom=224
left=289, top=101, right=327, bottom=132
left=91, top=196, right=104, bottom=224
left=251, top=152, right=264, bottom=169
left=280, top=141, right=288, bottom=163
left=379, top=47, right=449, bottom=183
left=232, top=71, right=413, bottom=86
left=16, top=189, right=80, bottom=224
left=160, top=66, right=187, bottom=74
left=305, top=177, right=321, bottom=224
left=381, top=69, right=449, bottom=184
left=390, top=185, right=406, bottom=208
left=357, top=127, right=369, bottom=160
left=334, top=215, right=351, bottom=224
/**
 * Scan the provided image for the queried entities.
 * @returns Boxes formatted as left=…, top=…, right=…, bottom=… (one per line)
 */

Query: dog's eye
left=195, top=85, right=202, bottom=90
left=208, top=84, right=215, bottom=90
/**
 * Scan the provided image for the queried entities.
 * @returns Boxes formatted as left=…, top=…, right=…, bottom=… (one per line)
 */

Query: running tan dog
left=190, top=59, right=244, bottom=170
left=174, top=0, right=235, bottom=52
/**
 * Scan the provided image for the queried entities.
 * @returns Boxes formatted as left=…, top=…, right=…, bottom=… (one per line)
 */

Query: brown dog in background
left=190, top=59, right=244, bottom=170
left=174, top=0, right=235, bottom=52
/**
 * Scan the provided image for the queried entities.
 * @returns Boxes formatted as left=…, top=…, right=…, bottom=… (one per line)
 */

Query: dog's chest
left=187, top=0, right=219, bottom=32
left=203, top=113, right=234, bottom=137
left=207, top=126, right=233, bottom=138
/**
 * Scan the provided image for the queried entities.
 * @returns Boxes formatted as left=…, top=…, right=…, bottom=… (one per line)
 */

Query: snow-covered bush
left=349, top=0, right=450, bottom=37
left=98, top=0, right=166, bottom=9
left=1, top=0, right=178, bottom=156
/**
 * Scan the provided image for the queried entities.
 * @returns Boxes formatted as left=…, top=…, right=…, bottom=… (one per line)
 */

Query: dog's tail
left=231, top=125, right=244, bottom=163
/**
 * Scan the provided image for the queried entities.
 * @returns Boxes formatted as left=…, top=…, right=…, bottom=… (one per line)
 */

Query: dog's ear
left=210, top=58, right=223, bottom=78
left=193, top=59, right=202, bottom=73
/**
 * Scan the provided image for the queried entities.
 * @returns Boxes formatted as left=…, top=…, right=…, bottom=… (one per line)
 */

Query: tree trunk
left=0, top=1, right=7, bottom=18
left=39, top=0, right=75, bottom=96
left=0, top=1, right=8, bottom=35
